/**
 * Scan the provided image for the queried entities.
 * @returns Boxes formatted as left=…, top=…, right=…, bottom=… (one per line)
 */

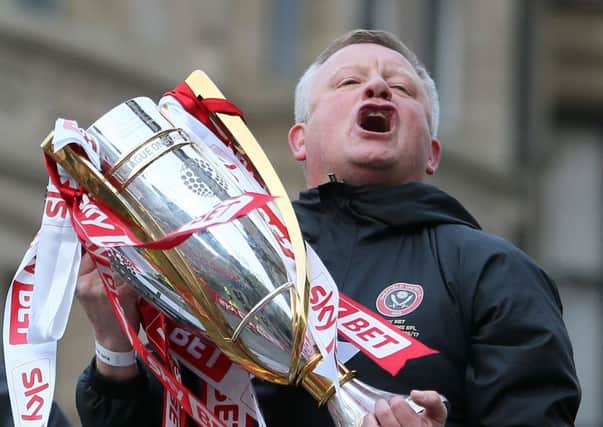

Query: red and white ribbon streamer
left=3, top=239, right=57, bottom=427
left=142, top=306, right=262, bottom=427
left=3, top=118, right=87, bottom=426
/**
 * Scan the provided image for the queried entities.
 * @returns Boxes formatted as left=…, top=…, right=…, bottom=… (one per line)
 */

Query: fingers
left=75, top=252, right=139, bottom=350
left=388, top=396, right=420, bottom=426
left=375, top=398, right=399, bottom=426
left=370, top=397, right=416, bottom=427
left=369, top=392, right=448, bottom=427
left=76, top=255, right=104, bottom=300
left=410, top=390, right=447, bottom=425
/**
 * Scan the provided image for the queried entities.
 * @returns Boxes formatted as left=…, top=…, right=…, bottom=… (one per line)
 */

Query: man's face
left=289, top=43, right=441, bottom=187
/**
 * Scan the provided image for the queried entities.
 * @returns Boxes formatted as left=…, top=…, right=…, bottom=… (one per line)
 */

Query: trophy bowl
left=41, top=71, right=415, bottom=426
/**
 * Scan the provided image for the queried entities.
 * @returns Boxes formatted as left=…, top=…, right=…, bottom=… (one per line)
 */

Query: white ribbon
left=28, top=180, right=81, bottom=343
left=3, top=238, right=57, bottom=427
left=28, top=119, right=90, bottom=344
left=3, top=118, right=101, bottom=426
left=2, top=117, right=95, bottom=426
left=305, top=244, right=342, bottom=394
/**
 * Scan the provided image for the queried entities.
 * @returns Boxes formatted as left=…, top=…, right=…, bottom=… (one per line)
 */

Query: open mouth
left=357, top=106, right=395, bottom=133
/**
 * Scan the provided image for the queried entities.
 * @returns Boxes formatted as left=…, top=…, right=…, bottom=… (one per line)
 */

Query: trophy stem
left=297, top=356, right=408, bottom=427
left=298, top=356, right=356, bottom=405
left=325, top=379, right=401, bottom=427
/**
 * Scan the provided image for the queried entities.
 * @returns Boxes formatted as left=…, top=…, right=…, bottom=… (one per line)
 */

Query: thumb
left=410, top=390, right=447, bottom=425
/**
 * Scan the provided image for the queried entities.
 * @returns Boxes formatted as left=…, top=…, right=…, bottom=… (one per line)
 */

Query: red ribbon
left=164, top=82, right=245, bottom=144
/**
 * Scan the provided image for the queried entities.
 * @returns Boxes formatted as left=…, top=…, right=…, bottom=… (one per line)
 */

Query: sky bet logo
left=12, top=360, right=51, bottom=423
left=9, top=262, right=35, bottom=345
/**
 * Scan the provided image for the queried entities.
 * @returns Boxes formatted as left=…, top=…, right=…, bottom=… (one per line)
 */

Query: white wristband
left=95, top=341, right=137, bottom=367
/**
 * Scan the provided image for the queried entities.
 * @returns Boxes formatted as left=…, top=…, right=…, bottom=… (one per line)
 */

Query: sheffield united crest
left=376, top=282, right=424, bottom=317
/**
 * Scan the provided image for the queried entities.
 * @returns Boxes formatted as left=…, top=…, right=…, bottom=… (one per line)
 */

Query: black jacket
left=257, top=182, right=580, bottom=426
left=77, top=182, right=581, bottom=426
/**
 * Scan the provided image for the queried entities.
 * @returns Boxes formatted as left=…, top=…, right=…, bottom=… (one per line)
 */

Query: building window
left=270, top=0, right=300, bottom=77
left=355, top=0, right=401, bottom=34
left=16, top=0, right=61, bottom=14
left=427, top=0, right=465, bottom=135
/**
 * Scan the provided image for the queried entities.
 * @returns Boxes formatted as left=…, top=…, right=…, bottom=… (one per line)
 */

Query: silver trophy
left=42, top=71, right=416, bottom=426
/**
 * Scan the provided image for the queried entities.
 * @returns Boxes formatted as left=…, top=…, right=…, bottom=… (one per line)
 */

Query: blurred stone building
left=0, top=0, right=601, bottom=425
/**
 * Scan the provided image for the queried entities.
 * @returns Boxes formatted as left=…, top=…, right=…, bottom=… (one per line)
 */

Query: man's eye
left=391, top=84, right=411, bottom=95
left=339, top=79, right=359, bottom=87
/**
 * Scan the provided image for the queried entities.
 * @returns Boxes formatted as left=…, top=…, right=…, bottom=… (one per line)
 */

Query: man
left=76, top=29, right=579, bottom=426
left=253, top=29, right=580, bottom=426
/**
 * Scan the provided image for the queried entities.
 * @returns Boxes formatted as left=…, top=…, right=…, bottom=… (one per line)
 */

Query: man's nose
left=363, top=76, right=392, bottom=101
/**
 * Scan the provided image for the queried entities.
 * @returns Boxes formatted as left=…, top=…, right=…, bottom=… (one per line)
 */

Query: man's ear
left=426, top=138, right=441, bottom=175
left=288, top=123, right=306, bottom=161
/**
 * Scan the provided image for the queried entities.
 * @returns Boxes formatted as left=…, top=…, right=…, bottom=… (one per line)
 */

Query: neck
left=306, top=171, right=425, bottom=188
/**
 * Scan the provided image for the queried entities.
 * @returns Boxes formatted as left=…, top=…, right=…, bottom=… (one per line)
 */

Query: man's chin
left=342, top=163, right=403, bottom=186
left=349, top=152, right=399, bottom=170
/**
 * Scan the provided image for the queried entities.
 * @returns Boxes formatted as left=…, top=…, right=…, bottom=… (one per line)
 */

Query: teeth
left=357, top=106, right=394, bottom=133
left=359, top=108, right=391, bottom=132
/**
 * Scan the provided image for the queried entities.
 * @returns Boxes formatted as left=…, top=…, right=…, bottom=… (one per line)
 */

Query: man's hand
left=362, top=390, right=447, bottom=427
left=76, top=252, right=141, bottom=380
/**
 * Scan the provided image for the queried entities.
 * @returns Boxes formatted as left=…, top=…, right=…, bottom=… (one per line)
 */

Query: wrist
left=93, top=333, right=133, bottom=353
left=95, top=341, right=137, bottom=367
